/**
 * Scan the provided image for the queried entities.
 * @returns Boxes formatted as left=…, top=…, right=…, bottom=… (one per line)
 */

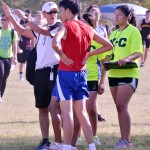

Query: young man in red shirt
left=52, top=0, right=113, bottom=150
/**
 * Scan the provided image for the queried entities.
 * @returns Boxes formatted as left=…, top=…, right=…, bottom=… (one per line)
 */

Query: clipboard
left=103, top=62, right=138, bottom=70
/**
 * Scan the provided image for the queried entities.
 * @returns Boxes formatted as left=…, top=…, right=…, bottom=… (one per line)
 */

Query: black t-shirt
left=140, top=19, right=150, bottom=38
left=19, top=35, right=32, bottom=50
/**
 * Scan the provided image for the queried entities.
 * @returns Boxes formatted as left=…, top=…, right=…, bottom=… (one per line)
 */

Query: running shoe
left=114, top=139, right=133, bottom=149
left=36, top=139, right=50, bottom=150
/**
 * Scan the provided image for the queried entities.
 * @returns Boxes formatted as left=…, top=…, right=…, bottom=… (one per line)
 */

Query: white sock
left=19, top=73, right=23, bottom=78
left=55, top=142, right=62, bottom=145
left=88, top=143, right=96, bottom=150
left=63, top=144, right=71, bottom=150
left=71, top=146, right=77, bottom=149
left=0, top=95, right=4, bottom=103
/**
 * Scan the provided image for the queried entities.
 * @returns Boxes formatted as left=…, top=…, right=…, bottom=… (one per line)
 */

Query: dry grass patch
left=0, top=57, right=150, bottom=150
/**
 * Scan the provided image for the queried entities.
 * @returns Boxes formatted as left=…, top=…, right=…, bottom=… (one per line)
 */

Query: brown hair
left=116, top=5, right=136, bottom=27
left=86, top=5, right=99, bottom=13
left=82, top=13, right=96, bottom=28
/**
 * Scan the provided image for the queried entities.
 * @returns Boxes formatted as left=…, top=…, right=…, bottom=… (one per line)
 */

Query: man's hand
left=13, top=9, right=25, bottom=20
left=98, top=82, right=105, bottom=95
left=82, top=53, right=89, bottom=65
left=147, top=34, right=150, bottom=40
left=1, top=2, right=11, bottom=18
left=2, top=2, right=25, bottom=20
left=59, top=53, right=74, bottom=66
left=117, top=58, right=129, bottom=66
left=13, top=57, right=17, bottom=65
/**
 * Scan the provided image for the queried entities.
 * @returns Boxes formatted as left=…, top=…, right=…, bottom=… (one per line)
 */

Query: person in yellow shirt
left=82, top=11, right=107, bottom=146
left=0, top=13, right=18, bottom=102
left=108, top=5, right=143, bottom=149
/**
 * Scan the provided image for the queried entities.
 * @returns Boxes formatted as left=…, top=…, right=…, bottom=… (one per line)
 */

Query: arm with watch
left=13, top=10, right=51, bottom=36
left=2, top=2, right=55, bottom=36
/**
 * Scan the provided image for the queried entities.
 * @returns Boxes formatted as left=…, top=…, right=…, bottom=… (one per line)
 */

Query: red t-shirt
left=59, top=20, right=94, bottom=71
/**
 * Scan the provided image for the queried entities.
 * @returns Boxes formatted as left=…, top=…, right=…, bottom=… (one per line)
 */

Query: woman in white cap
left=2, top=2, right=62, bottom=150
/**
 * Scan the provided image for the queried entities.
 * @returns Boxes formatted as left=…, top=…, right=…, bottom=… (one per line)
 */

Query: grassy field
left=0, top=57, right=150, bottom=150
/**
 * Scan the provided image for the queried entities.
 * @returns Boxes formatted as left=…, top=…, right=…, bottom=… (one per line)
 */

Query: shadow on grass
left=1, top=121, right=150, bottom=127
left=0, top=121, right=38, bottom=125
left=0, top=134, right=150, bottom=150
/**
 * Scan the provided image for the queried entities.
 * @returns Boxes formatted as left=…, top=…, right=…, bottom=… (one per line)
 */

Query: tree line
left=0, top=0, right=149, bottom=15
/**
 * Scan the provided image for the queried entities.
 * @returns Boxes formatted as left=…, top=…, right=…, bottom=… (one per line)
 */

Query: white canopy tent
left=100, top=3, right=148, bottom=24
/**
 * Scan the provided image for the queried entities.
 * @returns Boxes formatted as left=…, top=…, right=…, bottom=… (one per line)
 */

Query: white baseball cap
left=42, top=2, right=58, bottom=13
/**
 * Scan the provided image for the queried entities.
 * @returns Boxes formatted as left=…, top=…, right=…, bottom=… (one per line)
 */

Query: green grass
left=0, top=60, right=150, bottom=150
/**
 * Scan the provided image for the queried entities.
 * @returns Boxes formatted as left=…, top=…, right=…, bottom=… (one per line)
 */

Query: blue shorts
left=52, top=70, right=89, bottom=101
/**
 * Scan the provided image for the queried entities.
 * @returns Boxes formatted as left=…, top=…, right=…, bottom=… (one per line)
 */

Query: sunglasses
left=1, top=18, right=9, bottom=21
left=46, top=10, right=58, bottom=15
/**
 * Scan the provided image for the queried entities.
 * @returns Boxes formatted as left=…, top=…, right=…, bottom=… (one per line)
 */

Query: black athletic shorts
left=142, top=38, right=150, bottom=48
left=87, top=81, right=98, bottom=91
left=108, top=77, right=138, bottom=91
left=17, top=48, right=31, bottom=63
left=34, top=64, right=58, bottom=108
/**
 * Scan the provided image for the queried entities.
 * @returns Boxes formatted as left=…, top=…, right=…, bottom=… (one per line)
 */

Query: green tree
left=0, top=0, right=149, bottom=16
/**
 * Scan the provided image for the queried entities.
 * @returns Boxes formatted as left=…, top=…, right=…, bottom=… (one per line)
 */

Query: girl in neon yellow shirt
left=108, top=5, right=143, bottom=149
left=82, top=8, right=108, bottom=145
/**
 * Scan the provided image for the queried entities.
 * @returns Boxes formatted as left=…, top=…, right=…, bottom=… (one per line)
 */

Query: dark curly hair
left=59, top=0, right=81, bottom=15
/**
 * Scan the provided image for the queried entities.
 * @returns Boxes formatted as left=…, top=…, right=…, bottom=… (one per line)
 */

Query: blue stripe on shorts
left=53, top=70, right=89, bottom=101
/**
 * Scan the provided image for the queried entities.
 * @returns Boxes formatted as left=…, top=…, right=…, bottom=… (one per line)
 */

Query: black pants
left=0, top=57, right=12, bottom=97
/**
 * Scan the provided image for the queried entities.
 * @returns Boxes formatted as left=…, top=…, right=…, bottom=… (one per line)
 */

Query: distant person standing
left=52, top=0, right=112, bottom=150
left=87, top=5, right=108, bottom=39
left=33, top=11, right=46, bottom=26
left=24, top=9, right=32, bottom=21
left=0, top=13, right=18, bottom=102
left=138, top=10, right=150, bottom=67
left=86, top=4, right=107, bottom=124
left=17, top=9, right=34, bottom=80
left=81, top=12, right=107, bottom=146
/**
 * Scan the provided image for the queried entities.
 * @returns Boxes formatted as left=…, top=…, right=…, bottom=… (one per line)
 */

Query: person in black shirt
left=17, top=9, right=34, bottom=80
left=138, top=10, right=150, bottom=67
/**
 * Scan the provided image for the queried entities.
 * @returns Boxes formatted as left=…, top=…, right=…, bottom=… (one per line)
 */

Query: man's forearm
left=125, top=52, right=142, bottom=62
left=52, top=44, right=63, bottom=56
left=12, top=42, right=18, bottom=59
left=23, top=17, right=49, bottom=35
